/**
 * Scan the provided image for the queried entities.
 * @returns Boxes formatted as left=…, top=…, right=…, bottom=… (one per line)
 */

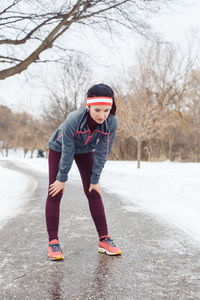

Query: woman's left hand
left=89, top=183, right=101, bottom=195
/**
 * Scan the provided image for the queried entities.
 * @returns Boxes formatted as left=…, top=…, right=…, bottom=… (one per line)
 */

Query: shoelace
left=102, top=238, right=116, bottom=247
left=50, top=244, right=61, bottom=252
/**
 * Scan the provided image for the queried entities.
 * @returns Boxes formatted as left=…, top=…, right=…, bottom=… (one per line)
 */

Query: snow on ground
left=1, top=152, right=200, bottom=244
left=0, top=163, right=37, bottom=230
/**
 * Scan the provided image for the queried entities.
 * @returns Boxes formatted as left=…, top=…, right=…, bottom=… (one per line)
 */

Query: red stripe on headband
left=86, top=102, right=112, bottom=106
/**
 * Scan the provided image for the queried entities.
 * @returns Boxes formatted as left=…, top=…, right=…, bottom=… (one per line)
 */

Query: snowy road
left=1, top=160, right=200, bottom=299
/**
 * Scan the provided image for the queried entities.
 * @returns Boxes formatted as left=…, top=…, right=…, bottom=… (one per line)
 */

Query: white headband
left=86, top=97, right=113, bottom=107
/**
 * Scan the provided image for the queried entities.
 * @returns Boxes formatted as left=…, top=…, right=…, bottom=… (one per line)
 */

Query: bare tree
left=116, top=92, right=168, bottom=168
left=0, top=0, right=179, bottom=79
left=134, top=40, right=200, bottom=113
left=114, top=38, right=200, bottom=162
left=0, top=105, right=16, bottom=156
left=0, top=106, right=48, bottom=157
left=42, top=54, right=92, bottom=134
left=182, top=69, right=200, bottom=161
left=11, top=111, right=33, bottom=157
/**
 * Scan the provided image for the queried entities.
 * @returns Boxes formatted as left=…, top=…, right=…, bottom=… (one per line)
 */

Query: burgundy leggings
left=45, top=149, right=108, bottom=242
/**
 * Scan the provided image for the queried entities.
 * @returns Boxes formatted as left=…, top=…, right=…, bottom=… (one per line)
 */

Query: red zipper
left=75, top=129, right=110, bottom=157
left=84, top=129, right=109, bottom=146
left=84, top=130, right=92, bottom=145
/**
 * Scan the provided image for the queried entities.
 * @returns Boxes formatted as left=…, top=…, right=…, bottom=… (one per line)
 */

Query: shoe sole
left=98, top=247, right=122, bottom=256
left=48, top=255, right=64, bottom=261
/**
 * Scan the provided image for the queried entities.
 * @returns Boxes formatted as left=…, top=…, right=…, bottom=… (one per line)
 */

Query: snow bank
left=101, top=160, right=200, bottom=243
left=0, top=163, right=37, bottom=229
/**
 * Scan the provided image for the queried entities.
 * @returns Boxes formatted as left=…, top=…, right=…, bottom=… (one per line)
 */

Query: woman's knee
left=84, top=187, right=90, bottom=198
left=47, top=190, right=63, bottom=202
left=85, top=188, right=101, bottom=199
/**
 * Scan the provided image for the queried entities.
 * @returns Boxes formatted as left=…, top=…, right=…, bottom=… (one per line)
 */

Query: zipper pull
left=85, top=132, right=92, bottom=145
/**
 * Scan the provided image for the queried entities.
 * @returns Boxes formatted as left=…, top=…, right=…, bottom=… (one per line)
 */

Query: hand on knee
left=89, top=183, right=101, bottom=195
left=49, top=180, right=65, bottom=197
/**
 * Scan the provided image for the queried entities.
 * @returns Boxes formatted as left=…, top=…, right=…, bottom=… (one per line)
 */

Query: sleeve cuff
left=90, top=174, right=100, bottom=184
left=56, top=173, right=68, bottom=182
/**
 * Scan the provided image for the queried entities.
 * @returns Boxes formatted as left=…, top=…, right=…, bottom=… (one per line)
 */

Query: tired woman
left=46, top=83, right=122, bottom=260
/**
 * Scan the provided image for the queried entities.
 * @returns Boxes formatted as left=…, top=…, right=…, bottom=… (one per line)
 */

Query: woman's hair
left=87, top=83, right=116, bottom=115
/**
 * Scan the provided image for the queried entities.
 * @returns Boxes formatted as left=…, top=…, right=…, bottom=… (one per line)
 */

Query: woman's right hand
left=49, top=180, right=65, bottom=197
left=89, top=183, right=101, bottom=195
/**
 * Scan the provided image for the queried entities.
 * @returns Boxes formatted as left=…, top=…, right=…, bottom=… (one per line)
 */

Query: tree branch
left=0, top=55, right=22, bottom=63
left=0, top=0, right=182, bottom=80
left=0, top=0, right=22, bottom=16
left=0, top=0, right=82, bottom=79
left=0, top=17, right=56, bottom=45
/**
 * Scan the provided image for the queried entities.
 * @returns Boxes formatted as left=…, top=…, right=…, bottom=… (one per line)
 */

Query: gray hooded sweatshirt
left=48, top=107, right=118, bottom=184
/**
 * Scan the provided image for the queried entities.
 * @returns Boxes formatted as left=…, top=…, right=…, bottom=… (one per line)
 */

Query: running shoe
left=98, top=235, right=122, bottom=256
left=48, top=239, right=64, bottom=261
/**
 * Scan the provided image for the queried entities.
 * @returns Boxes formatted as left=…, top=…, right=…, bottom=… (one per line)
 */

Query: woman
left=46, top=83, right=122, bottom=260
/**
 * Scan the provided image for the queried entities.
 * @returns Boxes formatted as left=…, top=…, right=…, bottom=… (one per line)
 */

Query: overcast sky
left=0, top=0, right=200, bottom=115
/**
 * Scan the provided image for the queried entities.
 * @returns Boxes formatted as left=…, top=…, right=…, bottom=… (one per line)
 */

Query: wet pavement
left=1, top=160, right=200, bottom=300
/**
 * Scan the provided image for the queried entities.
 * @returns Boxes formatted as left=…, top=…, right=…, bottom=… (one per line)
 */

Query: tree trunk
left=24, top=148, right=28, bottom=158
left=149, top=140, right=153, bottom=160
left=137, top=141, right=141, bottom=168
left=5, top=146, right=9, bottom=157
left=168, top=135, right=172, bottom=161
left=30, top=149, right=34, bottom=159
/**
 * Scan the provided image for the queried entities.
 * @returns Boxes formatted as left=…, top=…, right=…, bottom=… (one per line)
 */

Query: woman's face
left=89, top=105, right=111, bottom=124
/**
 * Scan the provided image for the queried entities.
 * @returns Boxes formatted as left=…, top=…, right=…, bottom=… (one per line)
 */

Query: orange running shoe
left=98, top=235, right=122, bottom=256
left=48, top=239, right=64, bottom=261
